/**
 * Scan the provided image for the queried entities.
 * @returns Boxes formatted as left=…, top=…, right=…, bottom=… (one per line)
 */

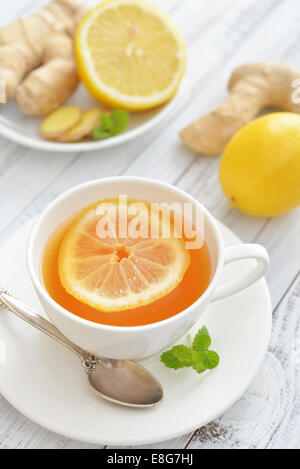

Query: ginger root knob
left=0, top=0, right=86, bottom=116
left=180, top=62, right=300, bottom=155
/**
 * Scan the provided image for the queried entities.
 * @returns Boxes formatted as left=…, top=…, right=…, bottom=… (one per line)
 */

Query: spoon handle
left=0, top=288, right=90, bottom=361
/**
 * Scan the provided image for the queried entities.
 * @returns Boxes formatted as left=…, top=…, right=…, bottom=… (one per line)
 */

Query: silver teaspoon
left=0, top=287, right=163, bottom=408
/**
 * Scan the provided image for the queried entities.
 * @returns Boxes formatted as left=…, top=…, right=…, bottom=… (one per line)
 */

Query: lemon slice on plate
left=58, top=201, right=190, bottom=312
left=75, top=0, right=186, bottom=111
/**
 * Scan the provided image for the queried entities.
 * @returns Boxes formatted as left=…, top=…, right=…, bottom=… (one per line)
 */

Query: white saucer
left=0, top=82, right=185, bottom=153
left=0, top=218, right=272, bottom=446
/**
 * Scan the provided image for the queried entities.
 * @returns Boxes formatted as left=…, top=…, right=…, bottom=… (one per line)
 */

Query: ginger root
left=180, top=63, right=300, bottom=155
left=0, top=0, right=86, bottom=116
left=59, top=108, right=105, bottom=142
left=40, top=106, right=108, bottom=142
left=40, top=105, right=82, bottom=140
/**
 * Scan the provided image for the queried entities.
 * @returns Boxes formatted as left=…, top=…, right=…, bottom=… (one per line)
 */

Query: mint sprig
left=93, top=110, right=129, bottom=139
left=161, top=326, right=220, bottom=375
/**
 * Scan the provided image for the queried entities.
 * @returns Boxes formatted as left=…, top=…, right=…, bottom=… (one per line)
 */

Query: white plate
left=0, top=218, right=272, bottom=446
left=0, top=82, right=185, bottom=153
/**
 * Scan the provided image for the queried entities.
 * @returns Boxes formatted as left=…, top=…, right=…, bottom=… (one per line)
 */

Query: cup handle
left=211, top=244, right=269, bottom=302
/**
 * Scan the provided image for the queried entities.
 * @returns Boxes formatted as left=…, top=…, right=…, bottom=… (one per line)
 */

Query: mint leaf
left=93, top=128, right=111, bottom=139
left=193, top=350, right=208, bottom=366
left=160, top=325, right=220, bottom=375
left=161, top=345, right=193, bottom=369
left=192, top=350, right=208, bottom=374
left=172, top=345, right=193, bottom=367
left=100, top=114, right=114, bottom=131
left=93, top=110, right=129, bottom=139
left=193, top=326, right=211, bottom=351
left=193, top=362, right=207, bottom=374
left=161, top=349, right=186, bottom=370
left=110, top=110, right=129, bottom=136
left=206, top=350, right=220, bottom=369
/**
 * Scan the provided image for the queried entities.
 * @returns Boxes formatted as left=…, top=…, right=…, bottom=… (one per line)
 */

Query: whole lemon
left=219, top=113, right=300, bottom=217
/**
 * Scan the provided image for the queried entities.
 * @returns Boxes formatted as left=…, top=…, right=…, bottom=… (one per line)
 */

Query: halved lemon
left=58, top=201, right=190, bottom=312
left=75, top=0, right=186, bottom=111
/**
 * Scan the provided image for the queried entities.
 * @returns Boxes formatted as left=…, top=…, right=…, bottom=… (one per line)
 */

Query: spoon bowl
left=88, top=359, right=163, bottom=407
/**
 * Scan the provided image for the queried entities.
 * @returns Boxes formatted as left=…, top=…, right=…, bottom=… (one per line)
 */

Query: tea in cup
left=28, top=177, right=269, bottom=359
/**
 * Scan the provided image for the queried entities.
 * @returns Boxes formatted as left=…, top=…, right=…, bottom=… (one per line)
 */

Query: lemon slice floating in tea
left=75, top=0, right=186, bottom=111
left=58, top=201, right=190, bottom=312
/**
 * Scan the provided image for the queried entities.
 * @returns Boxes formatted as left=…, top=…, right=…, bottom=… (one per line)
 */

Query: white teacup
left=27, top=177, right=269, bottom=359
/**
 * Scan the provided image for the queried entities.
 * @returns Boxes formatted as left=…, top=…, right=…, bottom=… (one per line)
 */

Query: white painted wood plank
left=266, top=272, right=300, bottom=449
left=254, top=209, right=300, bottom=308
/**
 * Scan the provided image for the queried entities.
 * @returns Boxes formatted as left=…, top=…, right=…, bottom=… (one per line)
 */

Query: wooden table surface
left=0, top=0, right=299, bottom=449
